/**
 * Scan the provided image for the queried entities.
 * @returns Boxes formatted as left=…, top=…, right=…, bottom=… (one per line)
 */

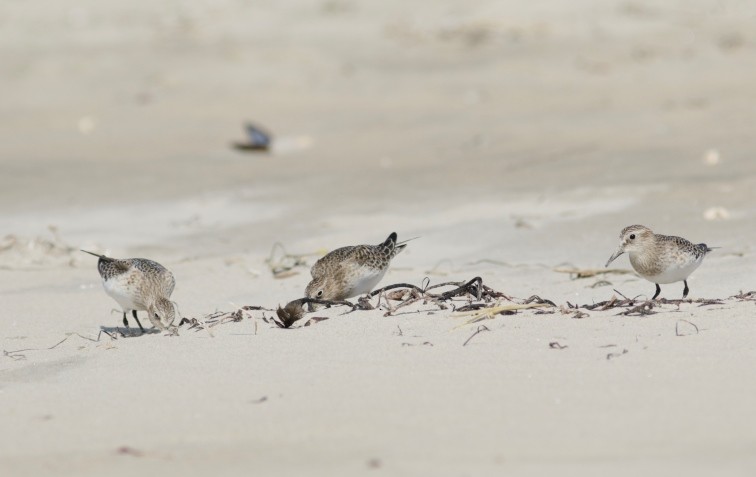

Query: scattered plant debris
left=606, top=349, right=629, bottom=360
left=463, top=325, right=490, bottom=346
left=619, top=302, right=656, bottom=316
left=676, top=319, right=699, bottom=336
left=731, top=290, right=756, bottom=302
left=554, top=266, right=633, bottom=279
left=304, top=317, right=329, bottom=327
left=2, top=332, right=107, bottom=361
left=454, top=302, right=552, bottom=326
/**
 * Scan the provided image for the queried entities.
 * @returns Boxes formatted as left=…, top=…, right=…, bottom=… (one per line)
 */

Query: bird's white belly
left=345, top=268, right=386, bottom=298
left=103, top=276, right=144, bottom=312
left=644, top=256, right=703, bottom=284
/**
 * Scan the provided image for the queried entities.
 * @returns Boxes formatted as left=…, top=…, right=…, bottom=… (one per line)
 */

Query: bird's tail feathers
left=381, top=232, right=418, bottom=255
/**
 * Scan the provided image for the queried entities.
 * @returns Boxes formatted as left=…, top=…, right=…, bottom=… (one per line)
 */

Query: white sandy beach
left=1, top=0, right=756, bottom=475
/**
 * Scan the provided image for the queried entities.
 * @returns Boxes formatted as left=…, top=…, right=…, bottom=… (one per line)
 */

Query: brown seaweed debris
left=731, top=290, right=756, bottom=302
left=275, top=299, right=307, bottom=328
left=619, top=301, right=656, bottom=316
left=274, top=297, right=361, bottom=328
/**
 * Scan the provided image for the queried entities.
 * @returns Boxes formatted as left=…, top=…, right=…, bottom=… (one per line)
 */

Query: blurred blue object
left=233, top=122, right=272, bottom=151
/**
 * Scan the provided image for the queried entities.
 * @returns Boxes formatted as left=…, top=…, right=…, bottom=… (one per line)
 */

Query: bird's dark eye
left=629, top=234, right=636, bottom=240
left=316, top=290, right=323, bottom=298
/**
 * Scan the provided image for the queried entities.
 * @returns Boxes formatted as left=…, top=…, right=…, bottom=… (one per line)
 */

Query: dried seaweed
left=179, top=306, right=271, bottom=332
left=453, top=302, right=553, bottom=326
left=582, top=297, right=637, bottom=311
left=438, top=277, right=483, bottom=301
left=619, top=302, right=656, bottom=316
left=164, top=276, right=753, bottom=336
left=273, top=297, right=360, bottom=328
left=571, top=311, right=589, bottom=319
left=523, top=295, right=557, bottom=307
left=731, top=290, right=756, bottom=302
left=274, top=301, right=305, bottom=328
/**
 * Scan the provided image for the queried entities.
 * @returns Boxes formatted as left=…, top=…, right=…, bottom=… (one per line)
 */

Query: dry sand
left=2, top=0, right=756, bottom=475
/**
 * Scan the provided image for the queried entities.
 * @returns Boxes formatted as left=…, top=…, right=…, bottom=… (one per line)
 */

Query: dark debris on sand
left=172, top=280, right=754, bottom=333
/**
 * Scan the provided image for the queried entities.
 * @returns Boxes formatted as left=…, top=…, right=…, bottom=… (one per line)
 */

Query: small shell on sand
left=703, top=206, right=730, bottom=221
left=703, top=149, right=721, bottom=166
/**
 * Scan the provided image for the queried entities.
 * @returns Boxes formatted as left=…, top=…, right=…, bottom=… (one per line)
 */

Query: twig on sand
left=523, top=295, right=557, bottom=307
left=606, top=349, right=629, bottom=360
left=438, top=277, right=483, bottom=301
left=554, top=267, right=634, bottom=279
left=3, top=332, right=107, bottom=360
left=613, top=289, right=633, bottom=301
left=369, top=283, right=426, bottom=297
left=453, top=301, right=553, bottom=327
left=676, top=319, right=699, bottom=336
left=463, top=325, right=490, bottom=346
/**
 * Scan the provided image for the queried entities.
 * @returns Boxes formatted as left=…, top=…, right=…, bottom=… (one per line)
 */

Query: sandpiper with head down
left=305, top=232, right=408, bottom=305
left=82, top=250, right=177, bottom=331
left=605, top=225, right=714, bottom=300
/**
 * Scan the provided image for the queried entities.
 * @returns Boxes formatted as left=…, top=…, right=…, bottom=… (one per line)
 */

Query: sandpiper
left=82, top=250, right=177, bottom=331
left=605, top=225, right=714, bottom=300
left=305, top=232, right=408, bottom=303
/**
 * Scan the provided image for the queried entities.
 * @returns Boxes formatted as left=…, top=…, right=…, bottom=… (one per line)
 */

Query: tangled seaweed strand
left=272, top=276, right=520, bottom=328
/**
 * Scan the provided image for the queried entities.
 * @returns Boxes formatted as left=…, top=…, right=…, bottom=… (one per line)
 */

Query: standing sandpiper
left=305, top=232, right=408, bottom=303
left=82, top=250, right=177, bottom=331
left=605, top=225, right=714, bottom=300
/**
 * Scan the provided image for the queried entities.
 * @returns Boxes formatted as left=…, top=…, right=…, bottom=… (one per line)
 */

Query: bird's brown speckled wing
left=310, top=246, right=357, bottom=278
left=128, top=258, right=176, bottom=296
left=656, top=234, right=710, bottom=259
left=97, top=257, right=131, bottom=279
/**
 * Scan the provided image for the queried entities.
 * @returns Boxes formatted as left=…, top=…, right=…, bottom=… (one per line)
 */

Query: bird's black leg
left=683, top=280, right=689, bottom=299
left=122, top=312, right=129, bottom=327
left=652, top=283, right=661, bottom=300
left=132, top=310, right=145, bottom=332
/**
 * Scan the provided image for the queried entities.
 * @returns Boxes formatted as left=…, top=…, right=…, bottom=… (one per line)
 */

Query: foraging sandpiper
left=82, top=250, right=177, bottom=331
left=305, top=232, right=408, bottom=303
left=605, top=225, right=714, bottom=300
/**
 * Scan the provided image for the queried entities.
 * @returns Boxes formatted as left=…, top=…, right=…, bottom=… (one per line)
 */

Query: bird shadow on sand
left=99, top=326, right=161, bottom=338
